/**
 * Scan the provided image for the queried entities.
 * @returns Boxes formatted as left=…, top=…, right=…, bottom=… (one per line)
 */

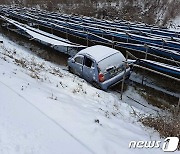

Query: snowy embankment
left=0, top=34, right=170, bottom=154
left=169, top=16, right=180, bottom=32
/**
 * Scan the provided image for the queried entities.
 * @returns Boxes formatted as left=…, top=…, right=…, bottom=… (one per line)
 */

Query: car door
left=83, top=56, right=96, bottom=82
left=73, top=55, right=84, bottom=77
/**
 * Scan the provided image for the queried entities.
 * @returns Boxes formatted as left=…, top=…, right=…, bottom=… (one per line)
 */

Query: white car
left=68, top=45, right=131, bottom=90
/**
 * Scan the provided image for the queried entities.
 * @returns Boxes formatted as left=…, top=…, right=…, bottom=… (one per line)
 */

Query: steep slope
left=0, top=34, right=173, bottom=154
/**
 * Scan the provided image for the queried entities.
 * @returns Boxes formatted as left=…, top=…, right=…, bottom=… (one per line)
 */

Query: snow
left=98, top=52, right=125, bottom=73
left=142, top=59, right=180, bottom=72
left=0, top=34, right=178, bottom=154
left=0, top=83, right=93, bottom=154
left=169, top=16, right=180, bottom=32
left=150, top=45, right=180, bottom=56
left=78, top=45, right=125, bottom=62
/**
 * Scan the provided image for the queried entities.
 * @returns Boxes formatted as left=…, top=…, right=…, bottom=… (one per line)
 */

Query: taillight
left=98, top=73, right=105, bottom=82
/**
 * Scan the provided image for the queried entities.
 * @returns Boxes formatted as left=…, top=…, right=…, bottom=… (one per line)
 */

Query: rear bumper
left=99, top=68, right=131, bottom=90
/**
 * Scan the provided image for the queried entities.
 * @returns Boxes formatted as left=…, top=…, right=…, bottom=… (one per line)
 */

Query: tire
left=68, top=66, right=74, bottom=73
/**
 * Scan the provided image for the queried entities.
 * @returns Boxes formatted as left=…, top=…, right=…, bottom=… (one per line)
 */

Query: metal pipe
left=133, top=64, right=180, bottom=82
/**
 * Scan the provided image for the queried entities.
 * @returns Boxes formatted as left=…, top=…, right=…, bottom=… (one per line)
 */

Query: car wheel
left=68, top=66, right=74, bottom=73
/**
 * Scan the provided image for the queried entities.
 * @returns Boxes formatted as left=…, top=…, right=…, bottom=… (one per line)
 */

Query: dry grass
left=49, top=68, right=63, bottom=77
left=2, top=0, right=180, bottom=26
left=140, top=110, right=180, bottom=150
left=15, top=58, right=27, bottom=68
left=29, top=72, right=40, bottom=80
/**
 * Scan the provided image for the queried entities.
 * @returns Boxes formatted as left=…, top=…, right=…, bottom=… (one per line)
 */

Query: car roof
left=77, top=45, right=122, bottom=62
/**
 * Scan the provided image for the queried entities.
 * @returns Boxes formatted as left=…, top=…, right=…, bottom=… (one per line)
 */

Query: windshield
left=98, top=53, right=125, bottom=73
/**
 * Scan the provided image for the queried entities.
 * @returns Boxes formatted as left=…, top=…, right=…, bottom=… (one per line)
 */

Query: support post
left=120, top=51, right=128, bottom=100
left=51, top=27, right=53, bottom=34
left=142, top=44, right=148, bottom=85
left=145, top=44, right=148, bottom=60
left=162, top=39, right=165, bottom=48
left=86, top=31, right=89, bottom=46
left=112, top=37, right=114, bottom=48
left=126, top=32, right=129, bottom=43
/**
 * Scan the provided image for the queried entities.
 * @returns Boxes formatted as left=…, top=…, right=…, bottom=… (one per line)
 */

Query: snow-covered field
left=0, top=34, right=176, bottom=154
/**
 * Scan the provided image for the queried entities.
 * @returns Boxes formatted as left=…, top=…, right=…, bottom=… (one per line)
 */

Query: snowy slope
left=169, top=16, right=180, bottom=32
left=0, top=83, right=93, bottom=154
left=0, top=34, right=176, bottom=154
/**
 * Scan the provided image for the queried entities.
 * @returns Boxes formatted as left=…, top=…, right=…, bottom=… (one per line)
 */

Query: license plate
left=110, top=68, right=121, bottom=76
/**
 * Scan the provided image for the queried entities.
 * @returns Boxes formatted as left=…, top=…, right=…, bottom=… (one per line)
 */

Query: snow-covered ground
left=0, top=34, right=177, bottom=154
left=169, top=16, right=180, bottom=32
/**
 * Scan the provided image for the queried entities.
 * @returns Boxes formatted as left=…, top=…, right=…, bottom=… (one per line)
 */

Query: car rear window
left=98, top=53, right=125, bottom=72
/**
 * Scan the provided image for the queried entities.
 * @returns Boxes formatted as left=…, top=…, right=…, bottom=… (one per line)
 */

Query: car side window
left=74, top=56, right=83, bottom=65
left=84, top=57, right=94, bottom=68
